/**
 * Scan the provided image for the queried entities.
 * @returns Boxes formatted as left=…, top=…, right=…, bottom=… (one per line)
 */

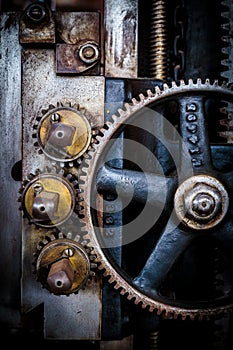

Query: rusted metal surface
left=105, top=0, right=138, bottom=78
left=56, top=42, right=100, bottom=74
left=55, top=12, right=100, bottom=74
left=19, top=2, right=55, bottom=44
left=0, top=12, right=22, bottom=326
left=55, top=12, right=100, bottom=44
left=21, top=48, right=103, bottom=339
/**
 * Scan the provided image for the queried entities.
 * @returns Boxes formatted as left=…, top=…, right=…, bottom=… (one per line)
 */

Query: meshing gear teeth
left=32, top=100, right=100, bottom=168
left=79, top=78, right=233, bottom=320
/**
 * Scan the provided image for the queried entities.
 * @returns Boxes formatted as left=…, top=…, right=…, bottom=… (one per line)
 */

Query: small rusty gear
left=18, top=166, right=82, bottom=228
left=79, top=78, right=233, bottom=321
left=32, top=101, right=99, bottom=167
left=32, top=230, right=96, bottom=295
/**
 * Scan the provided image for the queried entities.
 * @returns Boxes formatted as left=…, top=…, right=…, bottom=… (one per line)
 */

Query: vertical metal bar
left=0, top=12, right=22, bottom=326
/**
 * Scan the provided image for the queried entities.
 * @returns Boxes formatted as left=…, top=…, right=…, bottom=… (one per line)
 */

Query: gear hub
left=174, top=175, right=229, bottom=230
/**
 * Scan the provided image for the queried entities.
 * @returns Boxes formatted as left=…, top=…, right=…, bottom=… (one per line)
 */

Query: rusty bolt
left=26, top=3, right=47, bottom=24
left=105, top=216, right=114, bottom=225
left=79, top=43, right=99, bottom=64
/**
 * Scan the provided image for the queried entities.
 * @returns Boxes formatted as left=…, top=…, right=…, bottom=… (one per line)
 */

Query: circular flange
left=37, top=106, right=92, bottom=163
left=174, top=175, right=229, bottom=230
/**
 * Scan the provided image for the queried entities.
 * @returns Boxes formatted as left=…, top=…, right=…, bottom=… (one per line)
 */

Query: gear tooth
left=124, top=102, right=131, bottom=111
left=73, top=234, right=80, bottom=242
left=221, top=22, right=230, bottom=31
left=81, top=166, right=88, bottom=174
left=118, top=107, right=125, bottom=116
left=80, top=175, right=87, bottom=183
left=66, top=232, right=72, bottom=239
left=58, top=232, right=64, bottom=239
left=154, top=86, right=162, bottom=95
left=132, top=97, right=139, bottom=105
left=111, top=114, right=119, bottom=122
left=221, top=11, right=230, bottom=19
left=139, top=93, right=145, bottom=102
left=120, top=288, right=126, bottom=296
left=42, top=238, right=49, bottom=245
left=163, top=83, right=169, bottom=91
left=41, top=109, right=48, bottom=115
left=188, top=78, right=194, bottom=86
left=134, top=298, right=141, bottom=305
left=113, top=282, right=121, bottom=290
left=96, top=135, right=104, bottom=143
left=180, top=79, right=185, bottom=86
left=171, top=81, right=177, bottom=88
left=149, top=305, right=155, bottom=312
left=127, top=293, right=134, bottom=301
left=108, top=276, right=115, bottom=283
left=141, top=302, right=147, bottom=309
left=105, top=120, right=112, bottom=128
left=84, top=158, right=91, bottom=166
left=146, top=89, right=153, bottom=97
left=222, top=35, right=230, bottom=43
left=213, top=79, right=219, bottom=86
left=205, top=78, right=210, bottom=86
left=82, top=231, right=90, bottom=239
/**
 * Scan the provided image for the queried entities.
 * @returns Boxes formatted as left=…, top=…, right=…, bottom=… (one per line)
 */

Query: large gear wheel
left=79, top=78, right=233, bottom=320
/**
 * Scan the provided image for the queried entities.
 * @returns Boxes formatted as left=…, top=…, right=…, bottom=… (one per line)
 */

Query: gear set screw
left=33, top=183, right=43, bottom=195
left=51, top=113, right=60, bottom=123
left=64, top=247, right=74, bottom=257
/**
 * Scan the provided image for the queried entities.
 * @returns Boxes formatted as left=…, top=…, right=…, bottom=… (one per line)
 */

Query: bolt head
left=192, top=193, right=215, bottom=217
